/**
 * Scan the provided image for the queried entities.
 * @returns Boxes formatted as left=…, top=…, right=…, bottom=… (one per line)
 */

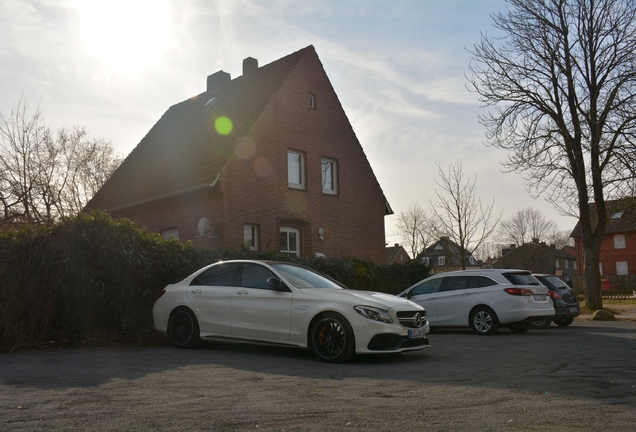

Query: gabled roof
left=570, top=197, right=636, bottom=237
left=86, top=46, right=313, bottom=211
left=499, top=242, right=575, bottom=261
left=419, top=237, right=473, bottom=258
left=385, top=244, right=410, bottom=264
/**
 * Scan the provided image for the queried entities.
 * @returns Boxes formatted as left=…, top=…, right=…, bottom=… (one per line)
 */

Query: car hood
left=298, top=288, right=422, bottom=309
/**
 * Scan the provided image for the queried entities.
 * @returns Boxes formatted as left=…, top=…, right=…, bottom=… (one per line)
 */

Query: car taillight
left=504, top=287, right=534, bottom=296
left=156, top=289, right=166, bottom=300
left=548, top=290, right=562, bottom=300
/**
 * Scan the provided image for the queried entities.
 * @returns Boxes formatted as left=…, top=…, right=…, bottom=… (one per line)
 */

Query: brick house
left=570, top=197, right=636, bottom=276
left=385, top=244, right=411, bottom=264
left=491, top=242, right=578, bottom=281
left=86, top=46, right=392, bottom=263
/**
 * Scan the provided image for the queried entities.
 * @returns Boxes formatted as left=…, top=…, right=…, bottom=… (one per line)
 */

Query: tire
left=469, top=306, right=500, bottom=335
left=508, top=322, right=531, bottom=333
left=553, top=317, right=575, bottom=327
left=309, top=313, right=356, bottom=363
left=531, top=318, right=552, bottom=329
left=168, top=307, right=201, bottom=349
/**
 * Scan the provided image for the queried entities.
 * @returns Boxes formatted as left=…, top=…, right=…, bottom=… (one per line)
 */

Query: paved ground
left=1, top=316, right=635, bottom=431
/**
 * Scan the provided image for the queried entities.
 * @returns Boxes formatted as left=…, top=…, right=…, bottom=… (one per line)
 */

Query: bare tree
left=469, top=0, right=636, bottom=309
left=395, top=203, right=433, bottom=259
left=0, top=99, right=123, bottom=226
left=429, top=160, right=500, bottom=269
left=499, top=207, right=560, bottom=246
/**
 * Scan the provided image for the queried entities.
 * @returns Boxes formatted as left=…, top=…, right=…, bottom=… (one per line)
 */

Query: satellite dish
left=198, top=218, right=211, bottom=237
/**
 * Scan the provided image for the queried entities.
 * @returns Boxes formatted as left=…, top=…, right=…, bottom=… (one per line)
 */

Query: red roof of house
left=86, top=46, right=312, bottom=211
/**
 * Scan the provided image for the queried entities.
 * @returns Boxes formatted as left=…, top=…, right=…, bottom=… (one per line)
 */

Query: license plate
left=569, top=307, right=579, bottom=313
left=533, top=294, right=547, bottom=301
left=409, top=328, right=427, bottom=339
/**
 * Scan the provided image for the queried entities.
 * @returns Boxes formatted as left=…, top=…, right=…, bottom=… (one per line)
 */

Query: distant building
left=492, top=241, right=577, bottom=281
left=570, top=197, right=636, bottom=276
left=386, top=244, right=411, bottom=264
left=417, top=237, right=480, bottom=273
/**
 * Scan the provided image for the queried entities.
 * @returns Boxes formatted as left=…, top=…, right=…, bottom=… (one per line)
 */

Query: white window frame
left=565, top=260, right=569, bottom=269
left=614, top=234, right=626, bottom=249
left=243, top=224, right=258, bottom=250
left=288, top=150, right=305, bottom=190
left=616, top=261, right=629, bottom=275
left=555, top=259, right=560, bottom=269
left=438, top=256, right=446, bottom=266
left=160, top=227, right=179, bottom=240
left=280, top=227, right=300, bottom=257
left=321, top=158, right=337, bottom=195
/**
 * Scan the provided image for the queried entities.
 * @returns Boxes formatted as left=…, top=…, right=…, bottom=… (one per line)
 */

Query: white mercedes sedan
left=153, top=260, right=430, bottom=363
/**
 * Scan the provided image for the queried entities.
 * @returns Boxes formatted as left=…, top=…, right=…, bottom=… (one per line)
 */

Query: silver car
left=398, top=269, right=554, bottom=334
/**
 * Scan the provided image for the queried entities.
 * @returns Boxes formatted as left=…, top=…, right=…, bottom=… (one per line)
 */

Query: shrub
left=0, top=212, right=429, bottom=351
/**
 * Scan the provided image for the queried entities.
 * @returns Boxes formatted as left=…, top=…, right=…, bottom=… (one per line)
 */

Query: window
left=288, top=150, right=305, bottom=189
left=280, top=227, right=300, bottom=257
left=421, top=257, right=429, bottom=265
left=243, top=224, right=258, bottom=250
left=573, top=261, right=577, bottom=270
left=308, top=93, right=316, bottom=109
left=438, top=256, right=446, bottom=266
left=565, top=260, right=569, bottom=269
left=191, top=263, right=240, bottom=286
left=475, top=276, right=498, bottom=288
left=412, top=277, right=445, bottom=296
left=616, top=261, right=629, bottom=275
left=160, top=227, right=179, bottom=240
left=614, top=234, right=626, bottom=249
left=321, top=158, right=337, bottom=195
left=611, top=211, right=624, bottom=219
left=444, top=276, right=473, bottom=291
left=240, top=263, right=276, bottom=290
left=555, top=259, right=560, bottom=269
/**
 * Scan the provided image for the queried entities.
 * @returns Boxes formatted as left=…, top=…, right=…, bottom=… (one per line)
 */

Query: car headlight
left=354, top=306, right=393, bottom=323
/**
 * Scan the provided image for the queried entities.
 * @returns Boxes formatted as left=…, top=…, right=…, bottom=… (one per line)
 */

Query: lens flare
left=215, top=116, right=233, bottom=135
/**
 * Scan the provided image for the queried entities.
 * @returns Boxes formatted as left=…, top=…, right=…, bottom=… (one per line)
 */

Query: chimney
left=207, top=70, right=231, bottom=94
left=243, top=57, right=258, bottom=77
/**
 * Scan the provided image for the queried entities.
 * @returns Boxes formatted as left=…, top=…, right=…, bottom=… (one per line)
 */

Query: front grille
left=367, top=334, right=430, bottom=351
left=396, top=310, right=427, bottom=328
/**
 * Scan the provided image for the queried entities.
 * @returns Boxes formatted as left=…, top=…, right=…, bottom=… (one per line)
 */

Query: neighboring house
left=85, top=46, right=392, bottom=263
left=386, top=244, right=411, bottom=264
left=492, top=242, right=578, bottom=281
left=416, top=237, right=480, bottom=272
left=570, top=197, right=636, bottom=276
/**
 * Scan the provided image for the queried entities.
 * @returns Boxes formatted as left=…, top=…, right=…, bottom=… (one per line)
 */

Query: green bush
left=0, top=212, right=430, bottom=351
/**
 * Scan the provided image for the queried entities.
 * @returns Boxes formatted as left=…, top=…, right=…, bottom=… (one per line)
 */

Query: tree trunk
left=583, top=242, right=602, bottom=310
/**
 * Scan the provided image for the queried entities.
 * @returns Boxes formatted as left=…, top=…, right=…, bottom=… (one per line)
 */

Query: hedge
left=0, top=212, right=430, bottom=351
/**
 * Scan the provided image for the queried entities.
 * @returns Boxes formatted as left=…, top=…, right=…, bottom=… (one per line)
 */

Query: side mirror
left=267, top=277, right=288, bottom=291
left=405, top=290, right=413, bottom=299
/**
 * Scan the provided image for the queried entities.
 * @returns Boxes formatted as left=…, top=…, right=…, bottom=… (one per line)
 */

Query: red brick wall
left=574, top=232, right=636, bottom=275
left=218, top=49, right=388, bottom=263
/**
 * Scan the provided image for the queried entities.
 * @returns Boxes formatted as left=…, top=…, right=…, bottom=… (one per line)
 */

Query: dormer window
left=308, top=93, right=316, bottom=109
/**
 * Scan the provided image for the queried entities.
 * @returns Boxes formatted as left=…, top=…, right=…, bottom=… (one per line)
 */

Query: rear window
left=502, top=272, right=540, bottom=286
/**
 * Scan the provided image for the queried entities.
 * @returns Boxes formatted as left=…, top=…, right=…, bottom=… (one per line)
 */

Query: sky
left=0, top=0, right=578, bottom=252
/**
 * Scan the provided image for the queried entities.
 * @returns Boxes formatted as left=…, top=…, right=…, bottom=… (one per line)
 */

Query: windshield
left=503, top=272, right=540, bottom=286
left=537, top=275, right=570, bottom=289
left=271, top=263, right=345, bottom=289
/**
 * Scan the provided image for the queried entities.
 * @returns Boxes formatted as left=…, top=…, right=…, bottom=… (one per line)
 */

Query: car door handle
left=236, top=290, right=249, bottom=295
left=191, top=289, right=202, bottom=294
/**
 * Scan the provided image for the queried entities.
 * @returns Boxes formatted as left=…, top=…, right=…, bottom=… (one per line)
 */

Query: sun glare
left=77, top=0, right=172, bottom=72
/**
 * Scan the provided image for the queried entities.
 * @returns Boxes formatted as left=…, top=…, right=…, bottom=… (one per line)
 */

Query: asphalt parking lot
left=1, top=319, right=635, bottom=431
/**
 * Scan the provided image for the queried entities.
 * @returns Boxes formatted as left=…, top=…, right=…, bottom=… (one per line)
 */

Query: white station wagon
left=397, top=269, right=554, bottom=334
